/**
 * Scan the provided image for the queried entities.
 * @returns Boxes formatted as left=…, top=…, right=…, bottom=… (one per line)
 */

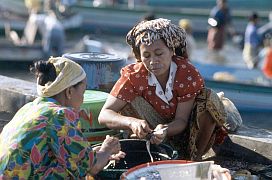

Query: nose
left=150, top=56, right=159, bottom=64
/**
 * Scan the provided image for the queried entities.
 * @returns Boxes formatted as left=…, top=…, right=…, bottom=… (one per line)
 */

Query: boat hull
left=193, top=62, right=272, bottom=112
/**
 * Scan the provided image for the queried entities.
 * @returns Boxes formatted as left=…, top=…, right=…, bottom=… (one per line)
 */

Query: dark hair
left=249, top=12, right=259, bottom=21
left=30, top=60, right=57, bottom=86
left=175, top=44, right=188, bottom=58
left=141, top=12, right=156, bottom=21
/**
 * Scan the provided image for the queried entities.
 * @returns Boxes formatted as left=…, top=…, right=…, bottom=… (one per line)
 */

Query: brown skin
left=98, top=39, right=216, bottom=159
left=212, top=165, right=231, bottom=180
left=196, top=112, right=216, bottom=160
left=217, top=0, right=227, bottom=10
left=53, top=78, right=125, bottom=175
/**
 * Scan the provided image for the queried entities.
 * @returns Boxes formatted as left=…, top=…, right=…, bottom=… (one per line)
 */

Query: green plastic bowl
left=79, top=90, right=109, bottom=131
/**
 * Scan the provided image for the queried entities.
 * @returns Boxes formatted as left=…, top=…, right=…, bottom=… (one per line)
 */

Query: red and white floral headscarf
left=126, top=18, right=187, bottom=56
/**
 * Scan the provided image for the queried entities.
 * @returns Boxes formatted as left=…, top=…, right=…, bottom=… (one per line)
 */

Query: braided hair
left=126, top=18, right=187, bottom=62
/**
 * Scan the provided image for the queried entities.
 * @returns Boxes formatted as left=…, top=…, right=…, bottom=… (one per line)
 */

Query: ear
left=65, top=87, right=72, bottom=100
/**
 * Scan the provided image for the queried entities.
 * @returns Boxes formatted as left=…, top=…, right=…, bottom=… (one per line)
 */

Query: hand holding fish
left=211, top=164, right=231, bottom=180
left=149, top=124, right=168, bottom=144
left=129, top=119, right=152, bottom=139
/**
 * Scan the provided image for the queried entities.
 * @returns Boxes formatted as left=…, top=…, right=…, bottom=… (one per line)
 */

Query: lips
left=150, top=64, right=163, bottom=70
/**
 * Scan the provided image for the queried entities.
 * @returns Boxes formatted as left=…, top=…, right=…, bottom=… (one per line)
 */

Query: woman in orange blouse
left=98, top=18, right=227, bottom=161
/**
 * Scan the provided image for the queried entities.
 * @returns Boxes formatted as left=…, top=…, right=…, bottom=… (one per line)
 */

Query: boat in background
left=0, top=34, right=114, bottom=62
left=0, top=0, right=83, bottom=36
left=72, top=0, right=270, bottom=36
left=193, top=61, right=272, bottom=112
left=147, top=0, right=272, bottom=11
left=0, top=0, right=270, bottom=37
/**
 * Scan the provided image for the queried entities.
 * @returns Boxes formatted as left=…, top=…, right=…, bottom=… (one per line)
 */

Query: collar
left=148, top=61, right=177, bottom=104
left=34, top=97, right=61, bottom=105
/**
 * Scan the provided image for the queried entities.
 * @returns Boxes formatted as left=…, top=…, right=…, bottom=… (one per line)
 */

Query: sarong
left=120, top=88, right=227, bottom=160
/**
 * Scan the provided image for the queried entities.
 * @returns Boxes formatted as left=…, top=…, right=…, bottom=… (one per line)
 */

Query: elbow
left=98, top=109, right=111, bottom=127
left=89, top=167, right=100, bottom=176
left=98, top=112, right=106, bottom=125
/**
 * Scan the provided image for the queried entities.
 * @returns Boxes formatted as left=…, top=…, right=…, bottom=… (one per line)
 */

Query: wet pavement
left=1, top=110, right=271, bottom=179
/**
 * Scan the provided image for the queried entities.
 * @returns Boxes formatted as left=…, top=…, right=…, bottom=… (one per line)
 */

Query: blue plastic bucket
left=63, top=52, right=126, bottom=92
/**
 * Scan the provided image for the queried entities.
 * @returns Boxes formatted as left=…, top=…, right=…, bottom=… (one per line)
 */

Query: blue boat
left=73, top=1, right=270, bottom=36
left=193, top=61, right=272, bottom=112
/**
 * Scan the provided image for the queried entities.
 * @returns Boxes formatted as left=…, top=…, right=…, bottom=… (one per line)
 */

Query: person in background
left=207, top=0, right=235, bottom=51
left=98, top=18, right=229, bottom=162
left=262, top=34, right=272, bottom=79
left=243, top=12, right=262, bottom=69
left=58, top=0, right=77, bottom=16
left=31, top=11, right=65, bottom=58
left=257, top=11, right=272, bottom=40
left=179, top=19, right=196, bottom=59
left=141, top=12, right=156, bottom=22
left=25, top=0, right=41, bottom=14
left=0, top=57, right=125, bottom=179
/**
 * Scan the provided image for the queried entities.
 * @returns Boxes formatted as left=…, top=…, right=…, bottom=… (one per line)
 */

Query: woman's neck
left=156, top=71, right=170, bottom=92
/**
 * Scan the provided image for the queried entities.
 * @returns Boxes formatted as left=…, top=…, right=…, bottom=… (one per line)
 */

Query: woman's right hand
left=91, top=136, right=125, bottom=175
left=129, top=119, right=152, bottom=139
left=100, top=135, right=121, bottom=154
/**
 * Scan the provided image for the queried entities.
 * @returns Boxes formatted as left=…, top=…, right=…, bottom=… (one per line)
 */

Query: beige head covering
left=126, top=18, right=187, bottom=54
left=37, top=57, right=86, bottom=97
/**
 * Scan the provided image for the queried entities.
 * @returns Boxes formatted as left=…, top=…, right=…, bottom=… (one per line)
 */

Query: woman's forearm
left=166, top=118, right=188, bottom=137
left=90, top=150, right=111, bottom=175
left=98, top=109, right=134, bottom=130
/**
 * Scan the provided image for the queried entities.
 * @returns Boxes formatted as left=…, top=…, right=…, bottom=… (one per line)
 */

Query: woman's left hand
left=150, top=124, right=168, bottom=144
left=211, top=165, right=231, bottom=180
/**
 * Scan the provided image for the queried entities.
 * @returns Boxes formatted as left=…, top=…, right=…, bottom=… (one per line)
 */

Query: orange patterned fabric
left=110, top=56, right=204, bottom=119
left=262, top=48, right=272, bottom=79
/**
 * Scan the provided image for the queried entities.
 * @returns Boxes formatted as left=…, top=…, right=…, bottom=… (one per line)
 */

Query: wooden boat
left=0, top=40, right=43, bottom=62
left=72, top=1, right=270, bottom=36
left=0, top=35, right=113, bottom=62
left=0, top=35, right=84, bottom=61
left=0, top=0, right=270, bottom=37
left=193, top=61, right=272, bottom=112
left=147, top=0, right=272, bottom=11
left=0, top=0, right=82, bottom=36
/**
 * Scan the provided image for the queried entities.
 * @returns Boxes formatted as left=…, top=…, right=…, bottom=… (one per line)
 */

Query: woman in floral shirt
left=98, top=18, right=228, bottom=161
left=0, top=57, right=125, bottom=179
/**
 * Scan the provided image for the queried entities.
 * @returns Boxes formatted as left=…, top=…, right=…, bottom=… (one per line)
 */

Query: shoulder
left=121, top=63, right=146, bottom=74
left=37, top=99, right=79, bottom=123
left=210, top=6, right=219, bottom=15
left=55, top=107, right=79, bottom=122
left=173, top=56, right=204, bottom=86
left=174, top=56, right=201, bottom=74
left=120, top=63, right=148, bottom=81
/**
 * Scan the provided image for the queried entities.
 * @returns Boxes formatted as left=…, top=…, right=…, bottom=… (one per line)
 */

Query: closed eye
left=155, top=52, right=163, bottom=56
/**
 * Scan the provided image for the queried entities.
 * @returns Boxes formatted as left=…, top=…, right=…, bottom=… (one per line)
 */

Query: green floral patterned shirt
left=0, top=97, right=96, bottom=179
